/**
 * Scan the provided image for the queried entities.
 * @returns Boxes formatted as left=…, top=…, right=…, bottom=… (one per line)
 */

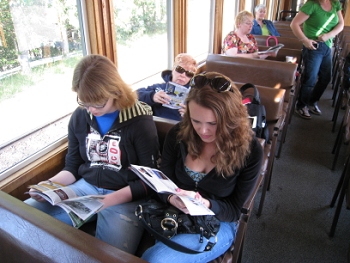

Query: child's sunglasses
left=174, top=65, right=195, bottom=78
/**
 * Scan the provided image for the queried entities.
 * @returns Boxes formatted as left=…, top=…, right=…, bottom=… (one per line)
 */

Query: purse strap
left=135, top=205, right=217, bottom=254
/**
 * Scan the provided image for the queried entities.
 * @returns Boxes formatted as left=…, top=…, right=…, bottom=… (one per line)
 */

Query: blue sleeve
left=137, top=83, right=166, bottom=106
left=250, top=20, right=262, bottom=35
left=266, top=20, right=280, bottom=36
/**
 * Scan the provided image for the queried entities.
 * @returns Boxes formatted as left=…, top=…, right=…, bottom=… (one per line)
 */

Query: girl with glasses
left=141, top=72, right=263, bottom=262
left=25, top=54, right=159, bottom=255
left=138, top=53, right=197, bottom=121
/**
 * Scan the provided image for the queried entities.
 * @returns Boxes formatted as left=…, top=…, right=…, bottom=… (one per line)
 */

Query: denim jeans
left=141, top=221, right=237, bottom=263
left=24, top=178, right=145, bottom=254
left=297, top=41, right=332, bottom=109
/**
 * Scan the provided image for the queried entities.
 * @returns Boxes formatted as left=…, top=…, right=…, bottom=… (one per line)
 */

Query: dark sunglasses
left=174, top=65, right=195, bottom=78
left=189, top=74, right=232, bottom=92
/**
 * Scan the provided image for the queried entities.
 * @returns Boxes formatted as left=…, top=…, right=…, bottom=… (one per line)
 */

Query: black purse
left=135, top=199, right=221, bottom=254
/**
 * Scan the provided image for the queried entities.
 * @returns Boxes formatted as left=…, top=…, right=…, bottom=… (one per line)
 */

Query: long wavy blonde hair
left=178, top=72, right=254, bottom=177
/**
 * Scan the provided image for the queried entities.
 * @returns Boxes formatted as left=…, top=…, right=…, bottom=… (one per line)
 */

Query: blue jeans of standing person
left=141, top=221, right=237, bottom=263
left=24, top=178, right=144, bottom=254
left=296, top=41, right=332, bottom=109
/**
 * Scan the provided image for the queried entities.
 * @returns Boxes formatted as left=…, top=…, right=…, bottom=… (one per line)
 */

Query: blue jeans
left=297, top=42, right=332, bottom=109
left=141, top=221, right=237, bottom=263
left=24, top=178, right=144, bottom=254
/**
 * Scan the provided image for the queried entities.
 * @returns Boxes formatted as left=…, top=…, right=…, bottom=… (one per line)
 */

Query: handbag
left=135, top=199, right=221, bottom=254
left=266, top=35, right=278, bottom=47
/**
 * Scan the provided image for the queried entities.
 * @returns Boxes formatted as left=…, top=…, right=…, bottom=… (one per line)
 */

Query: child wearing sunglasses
left=138, top=53, right=197, bottom=121
left=141, top=72, right=263, bottom=263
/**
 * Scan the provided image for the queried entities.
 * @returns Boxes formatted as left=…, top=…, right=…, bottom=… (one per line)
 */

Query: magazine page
left=176, top=195, right=214, bottom=216
left=28, top=183, right=78, bottom=205
left=130, top=165, right=214, bottom=216
left=257, top=43, right=284, bottom=56
left=58, top=195, right=104, bottom=221
left=130, top=164, right=178, bottom=193
left=162, top=81, right=190, bottom=109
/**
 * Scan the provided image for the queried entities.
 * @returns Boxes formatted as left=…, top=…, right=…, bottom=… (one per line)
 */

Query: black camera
left=313, top=42, right=319, bottom=49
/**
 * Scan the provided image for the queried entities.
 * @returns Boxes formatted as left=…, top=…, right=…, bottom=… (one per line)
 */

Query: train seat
left=205, top=54, right=297, bottom=158
left=0, top=190, right=146, bottom=263
left=254, top=35, right=303, bottom=50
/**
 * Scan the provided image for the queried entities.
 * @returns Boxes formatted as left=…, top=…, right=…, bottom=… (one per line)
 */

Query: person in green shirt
left=290, top=0, right=344, bottom=119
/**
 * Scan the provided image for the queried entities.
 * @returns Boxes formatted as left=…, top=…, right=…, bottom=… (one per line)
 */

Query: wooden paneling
left=213, top=0, right=224, bottom=54
left=86, top=1, right=116, bottom=64
left=0, top=143, right=67, bottom=201
left=174, top=0, right=187, bottom=56
left=344, top=0, right=350, bottom=26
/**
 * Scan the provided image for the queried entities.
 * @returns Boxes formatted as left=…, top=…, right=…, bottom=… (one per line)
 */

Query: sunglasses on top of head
left=189, top=74, right=233, bottom=93
left=174, top=65, right=195, bottom=78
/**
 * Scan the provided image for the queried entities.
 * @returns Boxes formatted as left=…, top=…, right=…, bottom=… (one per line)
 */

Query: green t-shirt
left=301, top=0, right=342, bottom=48
left=261, top=24, right=270, bottom=36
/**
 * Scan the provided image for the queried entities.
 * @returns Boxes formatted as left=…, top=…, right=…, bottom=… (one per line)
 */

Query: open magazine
left=129, top=164, right=214, bottom=216
left=27, top=181, right=104, bottom=228
left=162, top=81, right=190, bottom=109
left=257, top=43, right=284, bottom=56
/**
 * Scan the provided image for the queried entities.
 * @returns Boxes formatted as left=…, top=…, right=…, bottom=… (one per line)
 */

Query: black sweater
left=159, top=124, right=263, bottom=222
left=63, top=101, right=159, bottom=201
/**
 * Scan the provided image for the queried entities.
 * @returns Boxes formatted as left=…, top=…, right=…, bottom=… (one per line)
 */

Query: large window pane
left=187, top=0, right=211, bottom=62
left=0, top=0, right=83, bottom=175
left=113, top=0, right=168, bottom=86
left=222, top=1, right=237, bottom=45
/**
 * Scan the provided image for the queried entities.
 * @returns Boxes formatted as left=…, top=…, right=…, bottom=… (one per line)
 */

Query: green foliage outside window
left=0, top=1, right=20, bottom=71
left=114, top=0, right=167, bottom=45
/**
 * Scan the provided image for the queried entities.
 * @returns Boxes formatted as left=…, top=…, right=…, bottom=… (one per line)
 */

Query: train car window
left=0, top=0, right=84, bottom=177
left=113, top=0, right=168, bottom=85
left=187, top=0, right=211, bottom=62
left=222, top=0, right=237, bottom=49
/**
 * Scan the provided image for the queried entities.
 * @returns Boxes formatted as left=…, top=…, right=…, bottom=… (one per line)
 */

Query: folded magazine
left=257, top=43, right=284, bottom=56
left=129, top=164, right=214, bottom=216
left=162, top=81, right=190, bottom=109
left=27, top=182, right=104, bottom=228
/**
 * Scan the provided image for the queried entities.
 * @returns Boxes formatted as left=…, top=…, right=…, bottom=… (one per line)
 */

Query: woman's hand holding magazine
left=129, top=164, right=214, bottom=216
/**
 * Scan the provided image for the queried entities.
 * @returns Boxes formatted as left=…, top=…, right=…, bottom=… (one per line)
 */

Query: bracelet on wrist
left=167, top=194, right=174, bottom=203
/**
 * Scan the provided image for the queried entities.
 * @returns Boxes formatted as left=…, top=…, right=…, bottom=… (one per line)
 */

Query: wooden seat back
left=254, top=35, right=303, bottom=50
left=205, top=54, right=297, bottom=103
left=259, top=46, right=302, bottom=65
left=0, top=190, right=146, bottom=263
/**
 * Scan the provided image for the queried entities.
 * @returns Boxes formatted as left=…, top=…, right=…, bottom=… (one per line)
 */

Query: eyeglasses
left=77, top=96, right=108, bottom=109
left=189, top=74, right=232, bottom=92
left=174, top=65, right=195, bottom=78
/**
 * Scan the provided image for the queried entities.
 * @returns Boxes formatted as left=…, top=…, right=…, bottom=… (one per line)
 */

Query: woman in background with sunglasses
left=141, top=72, right=263, bottom=263
left=137, top=53, right=197, bottom=121
left=25, top=55, right=159, bottom=255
